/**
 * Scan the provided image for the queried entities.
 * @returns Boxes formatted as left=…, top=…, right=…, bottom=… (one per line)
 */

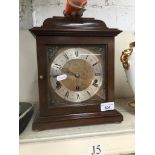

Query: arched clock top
left=42, top=16, right=108, bottom=29
left=30, top=16, right=122, bottom=37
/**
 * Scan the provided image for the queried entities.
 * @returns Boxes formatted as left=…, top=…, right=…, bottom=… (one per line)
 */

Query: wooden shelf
left=19, top=98, right=135, bottom=155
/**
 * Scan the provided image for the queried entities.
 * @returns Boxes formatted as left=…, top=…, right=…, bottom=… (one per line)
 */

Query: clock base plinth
left=32, top=110, right=123, bottom=131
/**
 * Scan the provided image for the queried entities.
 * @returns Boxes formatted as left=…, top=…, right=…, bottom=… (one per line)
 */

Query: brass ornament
left=120, top=48, right=133, bottom=70
left=128, top=99, right=135, bottom=109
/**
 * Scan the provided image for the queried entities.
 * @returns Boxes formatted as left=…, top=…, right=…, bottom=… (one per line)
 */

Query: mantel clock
left=30, top=17, right=123, bottom=130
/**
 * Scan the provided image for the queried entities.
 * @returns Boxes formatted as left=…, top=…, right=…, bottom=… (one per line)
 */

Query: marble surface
left=19, top=98, right=134, bottom=144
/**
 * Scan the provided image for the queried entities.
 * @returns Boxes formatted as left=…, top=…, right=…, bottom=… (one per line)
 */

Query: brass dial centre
left=61, top=59, right=94, bottom=91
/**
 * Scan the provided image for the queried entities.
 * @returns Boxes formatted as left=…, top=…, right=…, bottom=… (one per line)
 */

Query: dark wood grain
left=30, top=17, right=121, bottom=37
left=30, top=16, right=123, bottom=130
left=33, top=110, right=123, bottom=130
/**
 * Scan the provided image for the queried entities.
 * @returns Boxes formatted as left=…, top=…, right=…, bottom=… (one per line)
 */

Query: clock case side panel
left=106, top=38, right=115, bottom=102
left=35, top=38, right=49, bottom=116
left=36, top=36, right=114, bottom=117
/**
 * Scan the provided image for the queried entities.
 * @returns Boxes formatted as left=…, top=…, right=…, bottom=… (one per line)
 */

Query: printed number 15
left=91, top=145, right=101, bottom=155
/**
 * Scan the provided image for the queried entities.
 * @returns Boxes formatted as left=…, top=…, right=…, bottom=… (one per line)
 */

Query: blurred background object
left=63, top=0, right=87, bottom=17
left=121, top=42, right=135, bottom=108
left=19, top=102, right=34, bottom=134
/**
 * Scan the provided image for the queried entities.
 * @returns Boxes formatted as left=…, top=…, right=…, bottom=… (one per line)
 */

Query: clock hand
left=75, top=78, right=80, bottom=91
left=61, top=68, right=77, bottom=77
left=61, top=68, right=85, bottom=80
left=76, top=86, right=80, bottom=91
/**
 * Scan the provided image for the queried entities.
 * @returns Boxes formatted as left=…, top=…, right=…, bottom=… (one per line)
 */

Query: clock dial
left=50, top=48, right=103, bottom=103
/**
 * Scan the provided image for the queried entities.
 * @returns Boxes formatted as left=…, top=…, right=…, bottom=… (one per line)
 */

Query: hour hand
left=61, top=68, right=76, bottom=76
left=76, top=86, right=80, bottom=91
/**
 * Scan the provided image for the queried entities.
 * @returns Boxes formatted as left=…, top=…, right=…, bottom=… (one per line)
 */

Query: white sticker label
left=100, top=102, right=115, bottom=111
left=57, top=74, right=67, bottom=81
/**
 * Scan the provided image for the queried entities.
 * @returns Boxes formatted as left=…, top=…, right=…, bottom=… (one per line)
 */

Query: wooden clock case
left=30, top=17, right=123, bottom=130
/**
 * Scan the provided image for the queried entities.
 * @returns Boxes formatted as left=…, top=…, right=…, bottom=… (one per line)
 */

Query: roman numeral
left=65, top=91, right=69, bottom=98
left=85, top=55, right=89, bottom=59
left=95, top=73, right=101, bottom=76
left=56, top=81, right=61, bottom=90
left=75, top=50, right=78, bottom=57
left=54, top=64, right=62, bottom=69
left=92, top=83, right=98, bottom=87
left=77, top=93, right=80, bottom=99
left=64, top=53, right=69, bottom=60
left=92, top=79, right=98, bottom=87
left=92, top=62, right=98, bottom=66
left=87, top=91, right=91, bottom=96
